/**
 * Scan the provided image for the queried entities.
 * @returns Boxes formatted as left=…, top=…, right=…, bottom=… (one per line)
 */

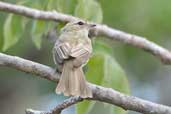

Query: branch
left=1, top=52, right=171, bottom=114
left=0, top=1, right=171, bottom=64
left=25, top=109, right=46, bottom=114
left=25, top=97, right=83, bottom=114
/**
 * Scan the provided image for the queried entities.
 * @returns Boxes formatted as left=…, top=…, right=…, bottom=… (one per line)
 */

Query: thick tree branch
left=0, top=53, right=59, bottom=82
left=0, top=52, right=171, bottom=114
left=0, top=1, right=171, bottom=64
left=25, top=97, right=83, bottom=114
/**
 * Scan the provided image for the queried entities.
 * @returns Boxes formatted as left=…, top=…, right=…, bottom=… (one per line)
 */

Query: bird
left=52, top=20, right=96, bottom=98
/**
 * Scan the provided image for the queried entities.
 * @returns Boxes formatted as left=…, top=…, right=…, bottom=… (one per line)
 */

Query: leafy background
left=0, top=0, right=171, bottom=114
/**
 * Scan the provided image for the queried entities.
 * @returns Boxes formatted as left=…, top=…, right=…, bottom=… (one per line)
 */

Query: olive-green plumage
left=52, top=21, right=95, bottom=98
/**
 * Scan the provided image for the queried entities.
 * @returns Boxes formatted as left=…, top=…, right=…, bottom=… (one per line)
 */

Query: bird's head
left=61, top=21, right=96, bottom=36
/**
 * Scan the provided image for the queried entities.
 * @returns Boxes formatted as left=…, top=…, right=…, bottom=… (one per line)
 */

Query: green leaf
left=77, top=40, right=130, bottom=114
left=56, top=0, right=77, bottom=14
left=24, top=0, right=47, bottom=9
left=31, top=20, right=47, bottom=49
left=94, top=40, right=130, bottom=94
left=3, top=14, right=23, bottom=51
left=0, top=14, right=4, bottom=50
left=0, top=34, right=2, bottom=51
left=75, top=0, right=103, bottom=23
left=100, top=54, right=129, bottom=114
left=47, top=0, right=58, bottom=10
left=47, top=0, right=77, bottom=14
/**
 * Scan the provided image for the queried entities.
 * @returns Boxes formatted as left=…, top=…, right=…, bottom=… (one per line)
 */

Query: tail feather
left=68, top=68, right=79, bottom=96
left=56, top=61, right=92, bottom=98
left=56, top=61, right=70, bottom=95
left=77, top=68, right=92, bottom=98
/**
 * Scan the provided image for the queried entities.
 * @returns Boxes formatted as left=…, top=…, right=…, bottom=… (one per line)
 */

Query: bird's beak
left=89, top=24, right=96, bottom=28
left=86, top=23, right=96, bottom=28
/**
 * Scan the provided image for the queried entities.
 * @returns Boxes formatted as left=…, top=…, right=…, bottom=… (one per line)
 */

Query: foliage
left=31, top=20, right=46, bottom=49
left=3, top=14, right=23, bottom=51
left=75, top=0, right=103, bottom=23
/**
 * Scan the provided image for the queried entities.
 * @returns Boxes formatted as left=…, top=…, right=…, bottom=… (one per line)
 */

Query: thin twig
left=25, top=97, right=83, bottom=114
left=25, top=109, right=46, bottom=114
left=0, top=52, right=171, bottom=114
left=50, top=97, right=83, bottom=114
left=0, top=1, right=171, bottom=64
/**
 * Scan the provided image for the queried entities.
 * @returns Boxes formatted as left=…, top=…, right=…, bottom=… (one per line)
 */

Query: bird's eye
left=77, top=21, right=84, bottom=25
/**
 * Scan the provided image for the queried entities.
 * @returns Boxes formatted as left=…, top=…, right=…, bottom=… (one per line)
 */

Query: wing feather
left=70, top=44, right=92, bottom=67
left=53, top=42, right=71, bottom=64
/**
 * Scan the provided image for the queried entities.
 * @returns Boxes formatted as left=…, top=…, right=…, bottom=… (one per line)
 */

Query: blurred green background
left=0, top=0, right=171, bottom=114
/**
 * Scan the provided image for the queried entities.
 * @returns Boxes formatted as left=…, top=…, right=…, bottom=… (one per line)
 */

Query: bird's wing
left=53, top=42, right=71, bottom=65
left=53, top=41, right=92, bottom=68
left=70, top=44, right=92, bottom=68
left=70, top=44, right=92, bottom=58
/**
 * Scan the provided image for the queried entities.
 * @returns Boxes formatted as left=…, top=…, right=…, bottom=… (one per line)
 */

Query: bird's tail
left=56, top=60, right=92, bottom=98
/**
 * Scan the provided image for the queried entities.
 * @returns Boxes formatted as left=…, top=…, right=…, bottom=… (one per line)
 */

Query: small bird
left=52, top=21, right=96, bottom=98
